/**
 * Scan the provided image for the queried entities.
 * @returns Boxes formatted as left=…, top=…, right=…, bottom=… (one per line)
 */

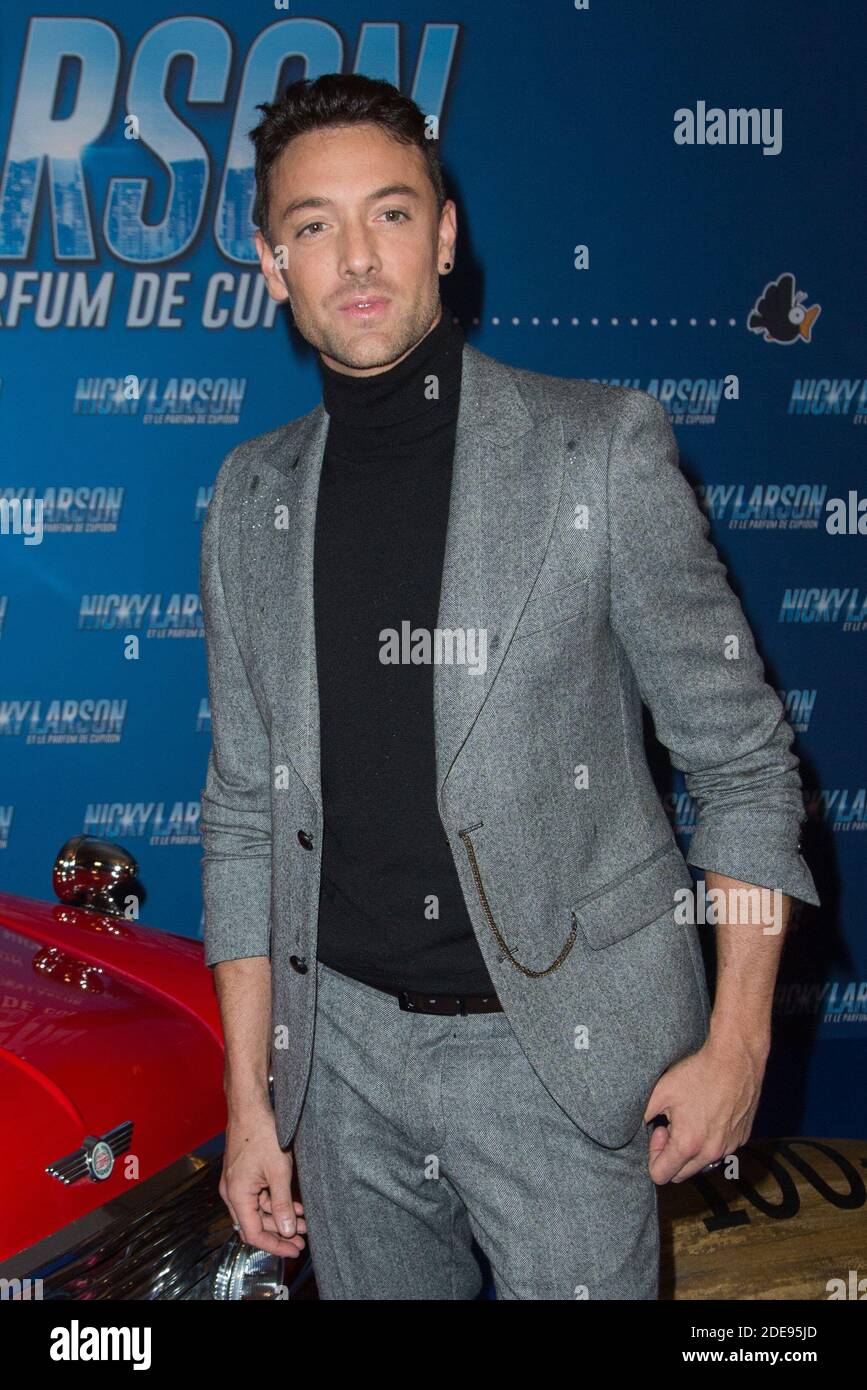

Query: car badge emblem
left=45, top=1120, right=134, bottom=1185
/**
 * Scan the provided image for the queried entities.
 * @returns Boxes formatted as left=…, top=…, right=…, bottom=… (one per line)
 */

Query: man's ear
left=255, top=229, right=291, bottom=303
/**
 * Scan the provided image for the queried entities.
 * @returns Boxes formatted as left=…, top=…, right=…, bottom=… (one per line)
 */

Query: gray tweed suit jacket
left=199, top=339, right=820, bottom=1150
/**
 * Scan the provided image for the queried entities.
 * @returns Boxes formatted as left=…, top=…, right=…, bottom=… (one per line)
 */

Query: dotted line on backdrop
left=464, top=316, right=741, bottom=327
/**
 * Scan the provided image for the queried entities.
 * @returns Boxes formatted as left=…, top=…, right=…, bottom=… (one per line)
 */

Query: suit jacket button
left=297, top=830, right=313, bottom=849
left=289, top=955, right=308, bottom=974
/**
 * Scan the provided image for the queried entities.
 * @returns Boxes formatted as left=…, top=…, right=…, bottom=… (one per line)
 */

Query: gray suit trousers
left=292, top=960, right=660, bottom=1300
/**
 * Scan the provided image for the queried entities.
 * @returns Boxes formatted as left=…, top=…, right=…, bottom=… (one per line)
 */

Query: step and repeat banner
left=0, top=3, right=863, bottom=1135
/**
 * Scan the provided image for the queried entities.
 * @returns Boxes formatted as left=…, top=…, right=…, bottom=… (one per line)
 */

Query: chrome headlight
left=213, top=1234, right=287, bottom=1300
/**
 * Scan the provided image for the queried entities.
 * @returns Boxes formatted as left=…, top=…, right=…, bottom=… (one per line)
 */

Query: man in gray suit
left=200, top=74, right=819, bottom=1299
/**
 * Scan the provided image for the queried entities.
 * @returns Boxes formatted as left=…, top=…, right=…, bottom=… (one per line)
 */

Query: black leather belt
left=369, top=982, right=504, bottom=1015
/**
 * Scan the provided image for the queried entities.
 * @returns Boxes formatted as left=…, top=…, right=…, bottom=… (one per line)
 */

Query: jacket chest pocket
left=512, top=577, right=588, bottom=642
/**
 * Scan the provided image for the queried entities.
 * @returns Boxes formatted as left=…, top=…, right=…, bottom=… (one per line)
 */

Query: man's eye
left=296, top=209, right=408, bottom=239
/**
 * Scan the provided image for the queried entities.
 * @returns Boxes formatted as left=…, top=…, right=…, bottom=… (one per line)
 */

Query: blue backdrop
left=0, top=1, right=864, bottom=1136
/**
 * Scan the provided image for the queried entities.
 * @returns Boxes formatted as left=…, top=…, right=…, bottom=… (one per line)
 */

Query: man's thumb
left=648, top=1121, right=670, bottom=1158
left=269, top=1195, right=297, bottom=1237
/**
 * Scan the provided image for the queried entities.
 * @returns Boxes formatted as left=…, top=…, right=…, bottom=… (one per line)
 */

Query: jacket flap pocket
left=572, top=842, right=693, bottom=949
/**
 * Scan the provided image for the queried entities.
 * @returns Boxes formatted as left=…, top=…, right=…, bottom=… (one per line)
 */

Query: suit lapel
left=433, top=345, right=565, bottom=796
left=239, top=405, right=326, bottom=804
left=240, top=340, right=566, bottom=815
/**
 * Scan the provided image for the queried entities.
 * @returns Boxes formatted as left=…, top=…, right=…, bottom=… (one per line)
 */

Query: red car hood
left=0, top=893, right=226, bottom=1262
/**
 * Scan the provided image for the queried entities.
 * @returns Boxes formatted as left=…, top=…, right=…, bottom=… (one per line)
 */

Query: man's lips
left=337, top=297, right=390, bottom=318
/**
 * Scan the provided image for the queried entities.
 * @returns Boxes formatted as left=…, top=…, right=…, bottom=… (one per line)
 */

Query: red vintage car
left=0, top=835, right=314, bottom=1300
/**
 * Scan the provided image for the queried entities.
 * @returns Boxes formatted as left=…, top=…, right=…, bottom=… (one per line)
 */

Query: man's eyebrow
left=279, top=184, right=422, bottom=222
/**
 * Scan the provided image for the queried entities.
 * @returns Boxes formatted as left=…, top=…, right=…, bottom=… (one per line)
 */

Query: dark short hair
left=249, top=73, right=447, bottom=245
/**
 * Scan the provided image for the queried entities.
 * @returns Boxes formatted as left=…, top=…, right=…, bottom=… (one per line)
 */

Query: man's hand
left=220, top=1105, right=307, bottom=1257
left=642, top=1030, right=769, bottom=1185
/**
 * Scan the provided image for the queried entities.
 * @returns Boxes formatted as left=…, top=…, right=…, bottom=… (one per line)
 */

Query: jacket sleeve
left=199, top=448, right=273, bottom=965
left=606, top=388, right=820, bottom=907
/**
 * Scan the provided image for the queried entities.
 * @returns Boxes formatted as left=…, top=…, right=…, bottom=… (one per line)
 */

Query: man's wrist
left=224, top=1075, right=273, bottom=1123
left=707, top=1013, right=771, bottom=1062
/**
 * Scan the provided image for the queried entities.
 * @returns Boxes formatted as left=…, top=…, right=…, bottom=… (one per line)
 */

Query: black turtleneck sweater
left=312, top=312, right=496, bottom=995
